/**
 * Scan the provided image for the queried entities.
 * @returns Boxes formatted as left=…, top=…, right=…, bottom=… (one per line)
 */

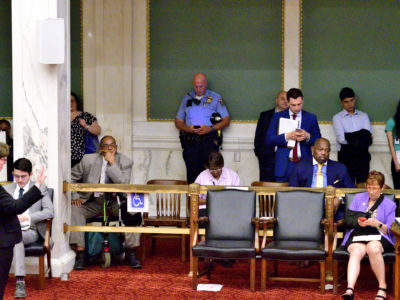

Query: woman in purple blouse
left=341, top=171, right=396, bottom=300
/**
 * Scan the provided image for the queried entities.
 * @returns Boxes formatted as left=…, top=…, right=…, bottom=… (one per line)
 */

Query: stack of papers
left=278, top=118, right=299, bottom=148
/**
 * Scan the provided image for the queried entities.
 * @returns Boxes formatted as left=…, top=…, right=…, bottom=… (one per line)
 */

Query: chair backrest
left=47, top=188, right=54, bottom=203
left=251, top=181, right=288, bottom=218
left=206, top=189, right=256, bottom=241
left=146, top=179, right=188, bottom=218
left=274, top=191, right=325, bottom=242
left=345, top=192, right=395, bottom=211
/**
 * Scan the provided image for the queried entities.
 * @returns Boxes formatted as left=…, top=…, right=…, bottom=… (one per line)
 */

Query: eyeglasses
left=100, top=143, right=117, bottom=149
left=209, top=167, right=222, bottom=173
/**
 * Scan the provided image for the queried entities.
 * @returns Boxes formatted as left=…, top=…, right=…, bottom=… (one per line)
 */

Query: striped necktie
left=19, top=187, right=24, bottom=199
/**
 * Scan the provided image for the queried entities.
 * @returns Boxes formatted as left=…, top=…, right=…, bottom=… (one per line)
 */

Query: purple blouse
left=341, top=192, right=396, bottom=246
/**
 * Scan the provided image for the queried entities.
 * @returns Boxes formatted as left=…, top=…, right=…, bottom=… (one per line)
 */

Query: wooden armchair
left=142, top=180, right=188, bottom=262
left=24, top=188, right=53, bottom=289
left=260, top=190, right=328, bottom=293
left=192, top=189, right=258, bottom=292
left=390, top=226, right=400, bottom=300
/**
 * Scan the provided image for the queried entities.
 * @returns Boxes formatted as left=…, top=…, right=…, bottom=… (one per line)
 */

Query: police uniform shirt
left=176, top=89, right=229, bottom=126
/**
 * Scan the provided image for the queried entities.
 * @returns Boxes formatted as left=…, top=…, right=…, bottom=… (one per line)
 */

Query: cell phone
left=358, top=217, right=367, bottom=222
left=193, top=125, right=200, bottom=129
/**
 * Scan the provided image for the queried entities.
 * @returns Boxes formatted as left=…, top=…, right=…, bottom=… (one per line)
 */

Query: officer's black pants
left=0, top=246, right=14, bottom=299
left=182, top=138, right=219, bottom=184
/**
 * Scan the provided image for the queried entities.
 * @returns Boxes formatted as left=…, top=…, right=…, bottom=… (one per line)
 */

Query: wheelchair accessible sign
left=127, top=193, right=149, bottom=212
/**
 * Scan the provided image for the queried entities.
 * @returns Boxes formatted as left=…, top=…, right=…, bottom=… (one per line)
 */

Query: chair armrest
left=44, top=218, right=52, bottom=250
left=193, top=216, right=209, bottom=224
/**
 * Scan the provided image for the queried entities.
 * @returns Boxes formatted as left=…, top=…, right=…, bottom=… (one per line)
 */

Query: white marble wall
left=131, top=122, right=392, bottom=185
left=12, top=0, right=74, bottom=276
left=82, top=0, right=133, bottom=158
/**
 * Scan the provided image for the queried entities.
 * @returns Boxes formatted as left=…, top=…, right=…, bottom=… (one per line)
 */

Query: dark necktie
left=292, top=114, right=299, bottom=163
left=19, top=187, right=24, bottom=199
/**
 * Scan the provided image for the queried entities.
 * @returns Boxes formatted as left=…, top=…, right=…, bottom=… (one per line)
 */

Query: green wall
left=302, top=0, right=400, bottom=122
left=71, top=0, right=82, bottom=103
left=0, top=1, right=12, bottom=117
left=0, top=1, right=82, bottom=118
left=149, top=0, right=282, bottom=121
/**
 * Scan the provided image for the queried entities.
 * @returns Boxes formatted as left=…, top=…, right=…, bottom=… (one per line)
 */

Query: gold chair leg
left=39, top=256, right=45, bottom=290
left=261, top=258, right=267, bottom=292
left=141, top=234, right=146, bottom=262
left=333, top=260, right=338, bottom=294
left=250, top=258, right=256, bottom=292
left=181, top=223, right=186, bottom=262
left=47, top=251, right=52, bottom=278
left=192, top=256, right=199, bottom=290
left=320, top=261, right=326, bottom=294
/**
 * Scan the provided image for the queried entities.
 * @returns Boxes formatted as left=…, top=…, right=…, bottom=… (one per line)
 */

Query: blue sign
left=127, top=193, right=148, bottom=212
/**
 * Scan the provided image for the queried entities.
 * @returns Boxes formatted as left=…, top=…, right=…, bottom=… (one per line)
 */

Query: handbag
left=345, top=194, right=384, bottom=229
left=84, top=131, right=99, bottom=154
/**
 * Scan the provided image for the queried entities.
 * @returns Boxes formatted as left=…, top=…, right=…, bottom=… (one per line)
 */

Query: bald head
left=275, top=91, right=288, bottom=112
left=312, top=138, right=331, bottom=164
left=193, top=73, right=208, bottom=96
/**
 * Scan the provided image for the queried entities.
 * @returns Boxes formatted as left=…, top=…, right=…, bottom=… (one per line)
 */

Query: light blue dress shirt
left=332, top=109, right=372, bottom=151
left=176, top=89, right=229, bottom=126
left=311, top=158, right=327, bottom=188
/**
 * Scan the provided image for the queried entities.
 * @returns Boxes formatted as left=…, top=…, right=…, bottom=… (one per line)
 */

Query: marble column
left=82, top=0, right=133, bottom=159
left=12, top=0, right=74, bottom=276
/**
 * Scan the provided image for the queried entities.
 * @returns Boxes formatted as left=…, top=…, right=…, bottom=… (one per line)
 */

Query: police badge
left=206, top=96, right=212, bottom=104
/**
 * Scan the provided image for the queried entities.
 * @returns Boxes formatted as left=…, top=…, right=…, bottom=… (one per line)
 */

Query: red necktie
left=292, top=114, right=299, bottom=163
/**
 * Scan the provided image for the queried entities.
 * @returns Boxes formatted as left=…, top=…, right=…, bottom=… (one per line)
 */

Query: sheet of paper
left=197, top=284, right=223, bottom=292
left=225, top=186, right=249, bottom=191
left=278, top=117, right=298, bottom=148
left=352, top=235, right=381, bottom=242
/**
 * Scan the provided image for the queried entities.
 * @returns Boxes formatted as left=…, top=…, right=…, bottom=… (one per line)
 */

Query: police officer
left=175, top=73, right=230, bottom=183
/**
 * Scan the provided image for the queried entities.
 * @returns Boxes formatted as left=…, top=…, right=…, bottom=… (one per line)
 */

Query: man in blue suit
left=266, top=88, right=321, bottom=182
left=289, top=137, right=355, bottom=219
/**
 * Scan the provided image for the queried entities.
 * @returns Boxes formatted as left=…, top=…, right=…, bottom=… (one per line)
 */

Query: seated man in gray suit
left=70, top=135, right=142, bottom=270
left=4, top=158, right=53, bottom=298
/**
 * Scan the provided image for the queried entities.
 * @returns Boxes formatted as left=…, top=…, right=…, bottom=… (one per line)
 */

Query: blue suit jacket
left=289, top=159, right=356, bottom=188
left=266, top=109, right=321, bottom=178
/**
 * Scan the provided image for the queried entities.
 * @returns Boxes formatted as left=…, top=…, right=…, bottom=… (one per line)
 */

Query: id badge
left=395, top=137, right=400, bottom=145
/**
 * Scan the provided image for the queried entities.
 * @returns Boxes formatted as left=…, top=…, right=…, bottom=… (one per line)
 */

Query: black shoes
left=341, top=287, right=354, bottom=300
left=375, top=287, right=387, bottom=300
left=125, top=248, right=142, bottom=269
left=73, top=250, right=86, bottom=270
